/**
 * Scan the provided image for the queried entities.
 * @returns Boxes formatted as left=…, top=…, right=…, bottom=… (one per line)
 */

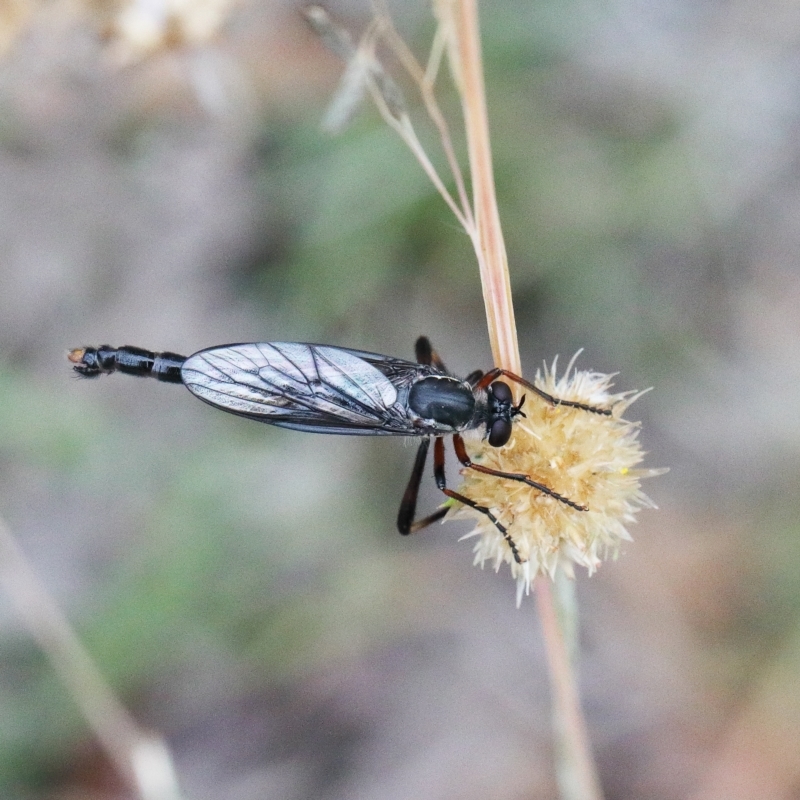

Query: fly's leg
left=396, top=338, right=455, bottom=535
left=475, top=368, right=612, bottom=416
left=414, top=336, right=448, bottom=373
left=464, top=369, right=484, bottom=386
left=453, top=434, right=588, bottom=512
left=397, top=438, right=449, bottom=534
left=432, top=437, right=524, bottom=564
left=395, top=436, right=524, bottom=563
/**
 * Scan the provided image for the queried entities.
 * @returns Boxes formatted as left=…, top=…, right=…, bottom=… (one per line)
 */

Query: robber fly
left=69, top=337, right=611, bottom=563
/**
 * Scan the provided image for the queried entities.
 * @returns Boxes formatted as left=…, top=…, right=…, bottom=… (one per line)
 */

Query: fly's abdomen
left=69, top=346, right=186, bottom=383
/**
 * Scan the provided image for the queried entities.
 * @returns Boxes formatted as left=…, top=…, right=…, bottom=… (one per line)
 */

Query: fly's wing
left=342, top=348, right=449, bottom=386
left=180, top=343, right=415, bottom=434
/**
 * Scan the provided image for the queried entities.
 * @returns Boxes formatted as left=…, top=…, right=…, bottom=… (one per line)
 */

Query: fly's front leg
left=475, top=368, right=612, bottom=416
left=464, top=369, right=484, bottom=387
left=452, top=435, right=588, bottom=512
left=433, top=438, right=524, bottom=564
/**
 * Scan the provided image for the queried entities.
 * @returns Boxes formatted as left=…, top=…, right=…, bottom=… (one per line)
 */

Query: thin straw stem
left=450, top=0, right=519, bottom=373
left=367, top=81, right=471, bottom=231
left=308, top=4, right=605, bottom=796
left=537, top=576, right=604, bottom=800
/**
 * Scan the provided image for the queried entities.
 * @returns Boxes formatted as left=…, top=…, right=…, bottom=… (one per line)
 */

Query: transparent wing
left=345, top=348, right=449, bottom=387
left=181, top=342, right=416, bottom=434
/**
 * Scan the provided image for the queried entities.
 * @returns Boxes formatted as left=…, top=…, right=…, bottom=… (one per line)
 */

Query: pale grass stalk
left=441, top=0, right=519, bottom=372
left=364, top=76, right=472, bottom=232
left=0, top=515, right=183, bottom=800
left=443, top=2, right=603, bottom=798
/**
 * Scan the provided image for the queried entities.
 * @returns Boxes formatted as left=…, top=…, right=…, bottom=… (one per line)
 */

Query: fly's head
left=486, top=381, right=526, bottom=447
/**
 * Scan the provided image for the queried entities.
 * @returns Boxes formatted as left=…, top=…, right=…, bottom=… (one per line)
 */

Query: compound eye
left=488, top=418, right=512, bottom=447
left=491, top=382, right=512, bottom=403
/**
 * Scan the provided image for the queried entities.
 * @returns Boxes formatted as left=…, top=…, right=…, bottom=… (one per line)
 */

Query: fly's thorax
left=407, top=375, right=476, bottom=431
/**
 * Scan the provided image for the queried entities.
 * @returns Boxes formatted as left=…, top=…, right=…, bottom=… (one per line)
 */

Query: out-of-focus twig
left=537, top=571, right=604, bottom=800
left=0, top=515, right=183, bottom=800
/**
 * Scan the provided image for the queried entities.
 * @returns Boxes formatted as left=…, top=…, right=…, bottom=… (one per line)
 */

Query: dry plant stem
left=0, top=516, right=182, bottom=800
left=451, top=0, right=519, bottom=372
left=537, top=577, right=604, bottom=800
left=367, top=82, right=470, bottom=230
left=449, top=2, right=603, bottom=798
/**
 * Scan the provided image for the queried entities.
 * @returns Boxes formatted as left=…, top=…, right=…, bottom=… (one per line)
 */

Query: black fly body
left=69, top=337, right=610, bottom=562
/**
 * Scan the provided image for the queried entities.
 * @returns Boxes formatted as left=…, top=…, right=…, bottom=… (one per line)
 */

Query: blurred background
left=0, top=0, right=798, bottom=797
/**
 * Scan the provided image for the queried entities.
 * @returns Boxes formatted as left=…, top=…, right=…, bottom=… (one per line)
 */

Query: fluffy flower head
left=449, top=354, right=662, bottom=605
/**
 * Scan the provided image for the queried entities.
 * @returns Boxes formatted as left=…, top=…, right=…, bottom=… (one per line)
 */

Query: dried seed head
left=448, top=354, right=664, bottom=605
